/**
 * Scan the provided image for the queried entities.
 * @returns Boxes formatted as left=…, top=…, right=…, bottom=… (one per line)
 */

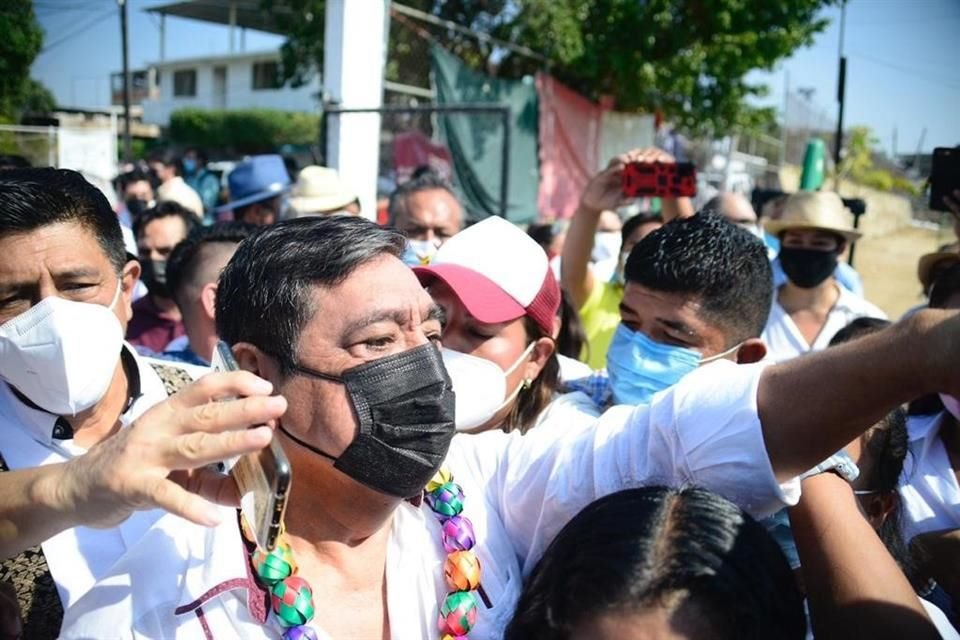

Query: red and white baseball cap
left=414, top=216, right=561, bottom=335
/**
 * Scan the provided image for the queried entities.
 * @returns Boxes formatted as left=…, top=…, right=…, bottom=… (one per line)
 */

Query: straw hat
left=763, top=191, right=862, bottom=242
left=287, top=165, right=358, bottom=215
left=917, top=249, right=960, bottom=291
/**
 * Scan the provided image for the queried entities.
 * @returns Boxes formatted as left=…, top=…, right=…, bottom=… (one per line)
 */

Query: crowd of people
left=0, top=143, right=958, bottom=640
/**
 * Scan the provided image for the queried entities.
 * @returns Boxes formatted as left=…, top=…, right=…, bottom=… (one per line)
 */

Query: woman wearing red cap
left=414, top=216, right=597, bottom=434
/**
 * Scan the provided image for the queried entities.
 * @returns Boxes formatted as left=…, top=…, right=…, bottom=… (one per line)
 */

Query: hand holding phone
left=930, top=147, right=960, bottom=213
left=211, top=341, right=291, bottom=551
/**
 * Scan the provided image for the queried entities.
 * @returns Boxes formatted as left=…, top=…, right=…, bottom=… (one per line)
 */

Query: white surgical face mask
left=592, top=231, right=622, bottom=263
left=442, top=342, right=536, bottom=432
left=0, top=283, right=124, bottom=416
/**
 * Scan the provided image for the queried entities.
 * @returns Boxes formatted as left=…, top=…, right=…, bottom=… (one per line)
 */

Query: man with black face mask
left=128, top=201, right=198, bottom=355
left=61, top=213, right=960, bottom=640
left=761, top=191, right=885, bottom=362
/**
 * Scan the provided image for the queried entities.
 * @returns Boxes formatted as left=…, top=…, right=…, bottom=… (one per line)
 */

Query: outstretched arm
left=0, top=371, right=286, bottom=559
left=759, top=309, right=959, bottom=481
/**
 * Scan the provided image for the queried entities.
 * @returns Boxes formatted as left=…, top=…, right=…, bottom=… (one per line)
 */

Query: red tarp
left=393, top=130, right=454, bottom=185
left=536, top=74, right=602, bottom=220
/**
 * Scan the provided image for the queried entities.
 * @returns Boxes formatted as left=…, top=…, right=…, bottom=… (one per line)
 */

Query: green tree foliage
left=0, top=1, right=48, bottom=121
left=20, top=79, right=56, bottom=116
left=168, top=108, right=320, bottom=154
left=839, top=126, right=919, bottom=195
left=260, top=0, right=834, bottom=135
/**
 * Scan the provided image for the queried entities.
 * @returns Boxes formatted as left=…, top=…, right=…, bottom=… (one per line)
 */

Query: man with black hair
left=128, top=202, right=198, bottom=355
left=0, top=168, right=219, bottom=636
left=562, top=148, right=688, bottom=369
left=162, top=222, right=257, bottom=367
left=115, top=168, right=156, bottom=227
left=59, top=213, right=960, bottom=639
left=565, top=211, right=771, bottom=413
left=388, top=171, right=463, bottom=265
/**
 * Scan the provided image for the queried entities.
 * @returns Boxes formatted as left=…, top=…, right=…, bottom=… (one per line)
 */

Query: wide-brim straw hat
left=918, top=250, right=960, bottom=290
left=287, top=165, right=358, bottom=215
left=763, top=191, right=863, bottom=242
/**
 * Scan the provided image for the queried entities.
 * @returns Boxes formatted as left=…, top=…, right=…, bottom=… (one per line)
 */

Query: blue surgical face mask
left=401, top=238, right=441, bottom=266
left=182, top=158, right=197, bottom=175
left=606, top=323, right=741, bottom=405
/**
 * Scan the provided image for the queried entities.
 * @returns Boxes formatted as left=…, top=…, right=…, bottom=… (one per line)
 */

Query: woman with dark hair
left=900, top=262, right=960, bottom=617
left=415, top=216, right=597, bottom=434
left=506, top=486, right=806, bottom=640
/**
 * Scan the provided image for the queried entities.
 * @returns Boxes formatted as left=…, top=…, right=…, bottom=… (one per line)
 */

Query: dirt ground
left=855, top=225, right=949, bottom=319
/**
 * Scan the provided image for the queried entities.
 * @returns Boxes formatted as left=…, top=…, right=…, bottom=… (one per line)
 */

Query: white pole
left=323, top=0, right=388, bottom=220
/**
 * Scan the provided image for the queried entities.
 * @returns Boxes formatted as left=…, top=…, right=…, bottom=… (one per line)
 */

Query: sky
left=31, top=0, right=960, bottom=154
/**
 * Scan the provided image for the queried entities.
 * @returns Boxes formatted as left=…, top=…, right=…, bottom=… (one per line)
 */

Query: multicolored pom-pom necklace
left=243, top=466, right=489, bottom=639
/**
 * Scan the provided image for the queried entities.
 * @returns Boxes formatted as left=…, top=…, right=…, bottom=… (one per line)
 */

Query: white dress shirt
left=61, top=360, right=799, bottom=639
left=899, top=412, right=960, bottom=542
left=762, top=284, right=887, bottom=363
left=0, top=346, right=206, bottom=609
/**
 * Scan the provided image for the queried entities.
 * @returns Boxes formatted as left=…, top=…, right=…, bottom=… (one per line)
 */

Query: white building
left=141, top=50, right=321, bottom=126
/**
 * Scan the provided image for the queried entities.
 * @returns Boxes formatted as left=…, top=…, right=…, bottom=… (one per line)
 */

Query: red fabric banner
left=535, top=74, right=602, bottom=220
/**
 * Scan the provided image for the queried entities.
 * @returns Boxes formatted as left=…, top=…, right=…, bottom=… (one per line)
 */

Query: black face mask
left=140, top=259, right=170, bottom=299
left=125, top=197, right=150, bottom=220
left=779, top=247, right=838, bottom=289
left=278, top=343, right=456, bottom=499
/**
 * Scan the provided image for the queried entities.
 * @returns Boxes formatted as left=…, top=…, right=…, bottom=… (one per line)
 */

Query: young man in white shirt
left=762, top=191, right=886, bottom=363
left=59, top=215, right=960, bottom=639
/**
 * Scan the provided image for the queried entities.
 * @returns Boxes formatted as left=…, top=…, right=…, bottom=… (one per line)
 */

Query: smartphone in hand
left=622, top=161, right=697, bottom=199
left=930, top=147, right=960, bottom=213
left=211, top=341, right=291, bottom=551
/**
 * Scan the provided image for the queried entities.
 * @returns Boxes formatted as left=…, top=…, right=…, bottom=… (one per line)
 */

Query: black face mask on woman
left=779, top=247, right=838, bottom=289
left=278, top=343, right=456, bottom=498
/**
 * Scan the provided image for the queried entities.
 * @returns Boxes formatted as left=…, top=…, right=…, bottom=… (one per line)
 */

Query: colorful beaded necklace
left=243, top=466, right=488, bottom=639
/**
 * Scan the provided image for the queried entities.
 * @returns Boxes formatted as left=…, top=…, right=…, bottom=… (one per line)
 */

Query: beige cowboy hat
left=763, top=191, right=862, bottom=242
left=918, top=249, right=960, bottom=291
left=287, top=165, right=358, bottom=215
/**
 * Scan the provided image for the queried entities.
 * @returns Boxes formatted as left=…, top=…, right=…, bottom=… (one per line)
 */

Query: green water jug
left=800, top=138, right=827, bottom=191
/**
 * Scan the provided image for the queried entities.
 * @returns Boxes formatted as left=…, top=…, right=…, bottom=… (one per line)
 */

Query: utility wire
left=849, top=52, right=960, bottom=91
left=41, top=7, right=116, bottom=54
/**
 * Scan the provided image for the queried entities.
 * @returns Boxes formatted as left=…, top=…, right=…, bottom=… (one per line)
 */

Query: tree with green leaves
left=0, top=1, right=53, bottom=122
left=260, top=0, right=836, bottom=135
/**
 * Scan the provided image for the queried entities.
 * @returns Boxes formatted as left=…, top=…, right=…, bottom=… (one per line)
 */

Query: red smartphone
left=622, top=161, right=697, bottom=198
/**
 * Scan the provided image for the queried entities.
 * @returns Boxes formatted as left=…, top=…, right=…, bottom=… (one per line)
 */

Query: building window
left=173, top=69, right=197, bottom=97
left=251, top=61, right=282, bottom=91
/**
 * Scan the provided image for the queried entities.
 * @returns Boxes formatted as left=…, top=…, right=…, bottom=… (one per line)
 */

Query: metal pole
left=119, top=0, right=132, bottom=162
left=833, top=1, right=847, bottom=189
left=499, top=108, right=510, bottom=219
left=159, top=13, right=166, bottom=61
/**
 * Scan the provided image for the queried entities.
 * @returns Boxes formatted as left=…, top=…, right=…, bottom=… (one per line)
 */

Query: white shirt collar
left=0, top=344, right=172, bottom=460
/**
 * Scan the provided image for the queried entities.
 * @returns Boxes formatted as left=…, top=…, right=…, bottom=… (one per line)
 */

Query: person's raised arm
left=790, top=473, right=940, bottom=639
left=562, top=158, right=624, bottom=308
left=0, top=371, right=286, bottom=559
left=758, top=309, right=960, bottom=481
